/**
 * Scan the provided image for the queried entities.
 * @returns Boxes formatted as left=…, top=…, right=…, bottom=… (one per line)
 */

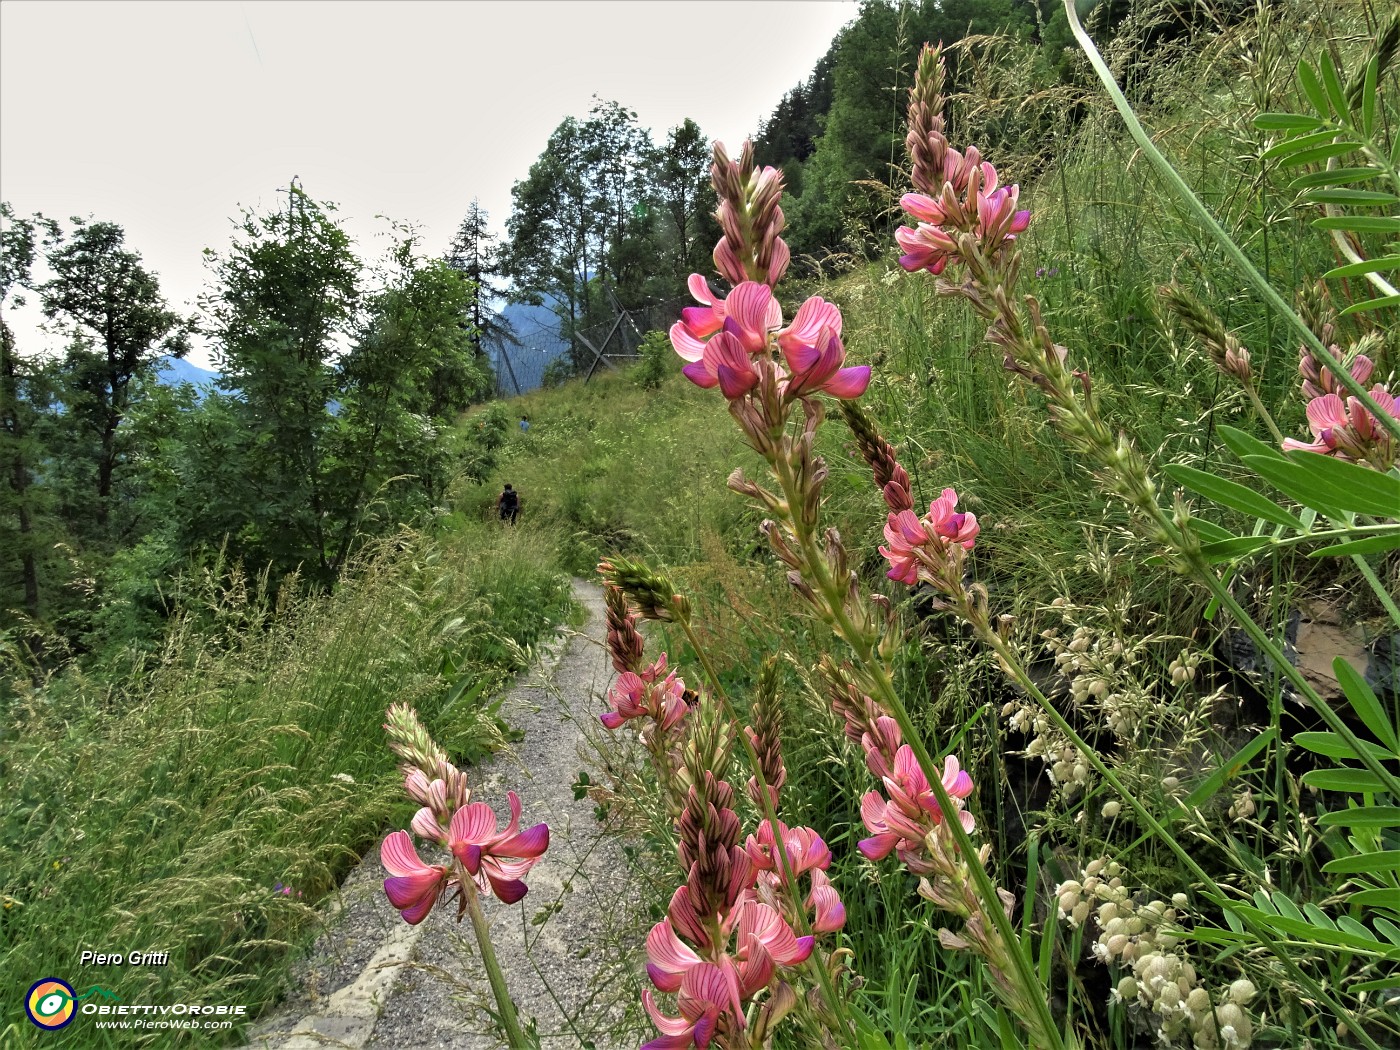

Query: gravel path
left=250, top=580, right=650, bottom=1050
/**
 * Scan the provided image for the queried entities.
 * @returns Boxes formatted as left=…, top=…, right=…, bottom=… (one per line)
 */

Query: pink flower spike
left=380, top=831, right=448, bottom=925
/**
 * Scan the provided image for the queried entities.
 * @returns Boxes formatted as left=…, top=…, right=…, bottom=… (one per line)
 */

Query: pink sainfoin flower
left=895, top=43, right=1029, bottom=276
left=1283, top=387, right=1399, bottom=470
left=382, top=705, right=549, bottom=924
left=859, top=750, right=975, bottom=876
left=670, top=278, right=868, bottom=403
left=448, top=792, right=549, bottom=905
left=896, top=182, right=1029, bottom=276
left=387, top=793, right=549, bottom=918
left=670, top=141, right=870, bottom=408
left=743, top=820, right=832, bottom=883
left=880, top=487, right=979, bottom=588
left=782, top=326, right=870, bottom=400
left=382, top=831, right=449, bottom=925
left=601, top=665, right=689, bottom=733
left=744, top=819, right=847, bottom=936
left=642, top=753, right=814, bottom=1048
left=1300, top=348, right=1373, bottom=401
left=642, top=963, right=729, bottom=1050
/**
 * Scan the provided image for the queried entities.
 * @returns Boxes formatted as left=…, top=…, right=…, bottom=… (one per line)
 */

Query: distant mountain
left=482, top=299, right=570, bottom=395
left=157, top=355, right=220, bottom=393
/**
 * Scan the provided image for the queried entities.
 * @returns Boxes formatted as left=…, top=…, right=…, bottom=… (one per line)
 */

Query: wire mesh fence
left=487, top=294, right=689, bottom=396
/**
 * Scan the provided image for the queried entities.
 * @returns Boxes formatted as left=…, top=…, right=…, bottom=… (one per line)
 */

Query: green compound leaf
left=1324, top=255, right=1400, bottom=279
left=1319, top=51, right=1351, bottom=124
left=1337, top=657, right=1400, bottom=753
left=1318, top=806, right=1400, bottom=828
left=1163, top=464, right=1304, bottom=528
left=1304, top=189, right=1400, bottom=206
left=1323, top=851, right=1400, bottom=875
left=1313, top=215, right=1400, bottom=232
left=1286, top=452, right=1400, bottom=519
left=1254, top=112, right=1326, bottom=131
left=1294, top=731, right=1397, bottom=762
left=1290, top=166, right=1384, bottom=188
left=1309, top=532, right=1400, bottom=557
left=1350, top=888, right=1400, bottom=912
left=1281, top=142, right=1366, bottom=168
left=1218, top=424, right=1283, bottom=463
left=1186, top=517, right=1235, bottom=544
left=1242, top=455, right=1350, bottom=519
left=1297, top=59, right=1332, bottom=118
left=1198, top=536, right=1273, bottom=562
left=1361, top=56, right=1378, bottom=137
left=1339, top=294, right=1400, bottom=316
left=1302, top=767, right=1388, bottom=793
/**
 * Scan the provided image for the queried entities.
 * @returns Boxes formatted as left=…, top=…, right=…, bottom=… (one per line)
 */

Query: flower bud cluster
left=1228, top=787, right=1256, bottom=822
left=710, top=140, right=789, bottom=288
left=603, top=583, right=646, bottom=675
left=598, top=557, right=685, bottom=623
left=1056, top=861, right=1256, bottom=1048
left=1157, top=283, right=1254, bottom=386
left=1169, top=648, right=1201, bottom=687
left=745, top=656, right=787, bottom=811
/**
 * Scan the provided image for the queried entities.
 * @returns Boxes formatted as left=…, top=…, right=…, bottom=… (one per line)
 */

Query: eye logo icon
left=26, top=978, right=77, bottom=1030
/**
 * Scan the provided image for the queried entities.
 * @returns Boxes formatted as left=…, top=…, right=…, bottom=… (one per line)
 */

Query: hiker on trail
left=497, top=483, right=521, bottom=525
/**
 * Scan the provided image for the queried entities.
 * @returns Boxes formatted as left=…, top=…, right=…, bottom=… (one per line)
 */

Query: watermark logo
left=24, top=981, right=122, bottom=1031
left=25, top=978, right=76, bottom=1030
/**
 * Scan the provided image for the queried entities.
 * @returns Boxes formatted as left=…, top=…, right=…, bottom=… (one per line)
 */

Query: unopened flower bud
left=1228, top=978, right=1256, bottom=1005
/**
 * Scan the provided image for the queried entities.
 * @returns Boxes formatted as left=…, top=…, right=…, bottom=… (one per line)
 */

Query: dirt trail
left=251, top=579, right=645, bottom=1050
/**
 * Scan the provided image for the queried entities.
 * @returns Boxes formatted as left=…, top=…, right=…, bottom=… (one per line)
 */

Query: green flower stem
left=458, top=864, right=529, bottom=1049
left=763, top=427, right=1067, bottom=1050
left=1242, top=384, right=1286, bottom=446
left=674, top=617, right=858, bottom=1045
left=1062, top=0, right=1400, bottom=446
left=1353, top=553, right=1400, bottom=627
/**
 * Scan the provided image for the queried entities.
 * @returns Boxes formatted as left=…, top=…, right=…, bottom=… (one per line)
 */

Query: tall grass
left=0, top=519, right=572, bottom=1047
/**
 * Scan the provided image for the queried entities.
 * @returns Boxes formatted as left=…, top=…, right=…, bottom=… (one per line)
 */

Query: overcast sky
left=1, top=0, right=856, bottom=366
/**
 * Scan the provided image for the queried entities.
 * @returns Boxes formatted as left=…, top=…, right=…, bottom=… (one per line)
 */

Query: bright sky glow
left=1, top=0, right=856, bottom=366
